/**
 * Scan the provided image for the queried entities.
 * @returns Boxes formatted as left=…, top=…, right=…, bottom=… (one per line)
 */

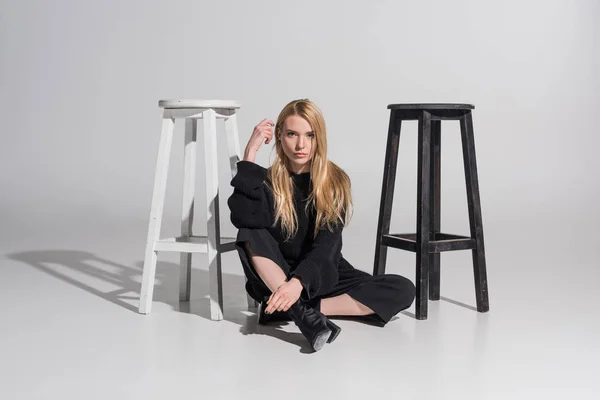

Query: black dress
left=227, top=161, right=415, bottom=325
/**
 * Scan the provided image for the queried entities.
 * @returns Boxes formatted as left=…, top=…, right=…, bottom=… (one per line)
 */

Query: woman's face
left=279, top=115, right=315, bottom=174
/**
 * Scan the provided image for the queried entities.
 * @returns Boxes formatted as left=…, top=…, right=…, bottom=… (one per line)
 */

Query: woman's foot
left=286, top=300, right=338, bottom=352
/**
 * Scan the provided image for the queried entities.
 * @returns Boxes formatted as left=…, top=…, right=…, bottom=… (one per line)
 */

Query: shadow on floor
left=400, top=296, right=478, bottom=319
left=440, top=296, right=478, bottom=312
left=5, top=249, right=408, bottom=352
left=5, top=249, right=321, bottom=350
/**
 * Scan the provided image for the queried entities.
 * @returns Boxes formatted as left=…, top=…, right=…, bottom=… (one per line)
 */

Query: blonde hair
left=266, top=99, right=353, bottom=240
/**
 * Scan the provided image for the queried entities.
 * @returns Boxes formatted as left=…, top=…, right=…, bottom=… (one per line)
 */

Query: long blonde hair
left=266, top=99, right=353, bottom=240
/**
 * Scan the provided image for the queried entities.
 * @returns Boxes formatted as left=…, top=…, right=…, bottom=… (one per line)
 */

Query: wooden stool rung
left=153, top=235, right=238, bottom=253
left=382, top=233, right=477, bottom=253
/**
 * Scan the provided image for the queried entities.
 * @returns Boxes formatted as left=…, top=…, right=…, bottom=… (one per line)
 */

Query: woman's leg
left=242, top=237, right=336, bottom=352
left=318, top=274, right=416, bottom=324
left=235, top=228, right=293, bottom=302
left=320, top=294, right=375, bottom=316
left=244, top=241, right=287, bottom=293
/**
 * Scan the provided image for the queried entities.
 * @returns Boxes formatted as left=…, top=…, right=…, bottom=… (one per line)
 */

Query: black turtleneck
left=227, top=161, right=343, bottom=299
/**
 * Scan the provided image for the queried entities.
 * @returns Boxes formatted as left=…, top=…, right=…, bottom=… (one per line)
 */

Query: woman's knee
left=380, top=274, right=416, bottom=303
left=393, top=274, right=415, bottom=295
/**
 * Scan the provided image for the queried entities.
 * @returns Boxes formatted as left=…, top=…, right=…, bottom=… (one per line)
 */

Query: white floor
left=1, top=216, right=599, bottom=400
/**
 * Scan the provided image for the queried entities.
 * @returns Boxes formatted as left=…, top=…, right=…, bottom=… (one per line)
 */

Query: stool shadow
left=400, top=296, right=478, bottom=319
left=7, top=250, right=152, bottom=313
left=440, top=296, right=478, bottom=312
left=5, top=249, right=305, bottom=349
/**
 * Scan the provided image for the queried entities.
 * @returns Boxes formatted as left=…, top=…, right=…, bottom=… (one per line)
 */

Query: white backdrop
left=1, top=0, right=598, bottom=267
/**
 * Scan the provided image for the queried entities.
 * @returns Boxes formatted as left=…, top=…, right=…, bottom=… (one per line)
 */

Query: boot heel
left=312, top=328, right=332, bottom=352
left=326, top=319, right=341, bottom=343
left=286, top=300, right=335, bottom=352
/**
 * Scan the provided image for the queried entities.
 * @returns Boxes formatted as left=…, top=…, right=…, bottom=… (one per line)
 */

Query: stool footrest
left=153, top=235, right=238, bottom=253
left=382, top=233, right=477, bottom=253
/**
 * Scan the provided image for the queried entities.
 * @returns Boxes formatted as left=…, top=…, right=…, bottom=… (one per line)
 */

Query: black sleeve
left=290, top=220, right=344, bottom=300
left=227, top=161, right=273, bottom=229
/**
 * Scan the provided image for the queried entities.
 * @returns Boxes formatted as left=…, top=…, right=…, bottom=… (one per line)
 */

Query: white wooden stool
left=139, top=99, right=258, bottom=320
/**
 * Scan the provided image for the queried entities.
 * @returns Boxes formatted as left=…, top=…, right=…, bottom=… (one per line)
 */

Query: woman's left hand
left=265, top=277, right=303, bottom=313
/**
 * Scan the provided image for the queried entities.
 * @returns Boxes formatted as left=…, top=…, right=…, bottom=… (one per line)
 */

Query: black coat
left=227, top=161, right=359, bottom=299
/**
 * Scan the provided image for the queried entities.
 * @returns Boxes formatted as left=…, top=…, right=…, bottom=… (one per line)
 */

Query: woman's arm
left=227, top=161, right=273, bottom=229
left=290, top=220, right=344, bottom=300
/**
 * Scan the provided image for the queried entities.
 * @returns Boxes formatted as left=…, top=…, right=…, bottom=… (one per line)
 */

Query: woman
left=227, top=99, right=415, bottom=352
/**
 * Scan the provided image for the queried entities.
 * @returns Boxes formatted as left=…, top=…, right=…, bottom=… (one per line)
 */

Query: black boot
left=258, top=297, right=341, bottom=347
left=307, top=298, right=341, bottom=344
left=286, top=300, right=335, bottom=352
left=258, top=297, right=292, bottom=325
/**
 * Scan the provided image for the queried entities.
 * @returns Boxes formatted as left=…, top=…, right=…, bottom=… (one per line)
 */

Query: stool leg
left=224, top=113, right=259, bottom=309
left=139, top=116, right=175, bottom=314
left=224, top=113, right=242, bottom=175
left=415, top=111, right=432, bottom=320
left=203, top=109, right=224, bottom=320
left=179, top=118, right=197, bottom=302
left=460, top=112, right=490, bottom=312
left=373, top=111, right=402, bottom=276
left=429, top=120, right=441, bottom=301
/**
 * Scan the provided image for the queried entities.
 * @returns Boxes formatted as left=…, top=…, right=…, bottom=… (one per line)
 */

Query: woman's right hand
left=243, top=118, right=275, bottom=162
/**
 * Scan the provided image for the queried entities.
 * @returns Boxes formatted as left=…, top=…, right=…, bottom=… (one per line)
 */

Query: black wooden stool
left=373, top=104, right=489, bottom=320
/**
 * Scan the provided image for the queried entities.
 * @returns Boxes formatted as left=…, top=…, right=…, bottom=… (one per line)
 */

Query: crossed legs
left=244, top=241, right=374, bottom=316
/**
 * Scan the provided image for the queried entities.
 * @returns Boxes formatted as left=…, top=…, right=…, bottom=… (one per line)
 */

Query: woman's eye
left=286, top=132, right=295, bottom=137
left=308, top=133, right=315, bottom=138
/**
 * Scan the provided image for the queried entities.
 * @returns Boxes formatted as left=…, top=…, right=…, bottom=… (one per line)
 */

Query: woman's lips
left=294, top=153, right=307, bottom=157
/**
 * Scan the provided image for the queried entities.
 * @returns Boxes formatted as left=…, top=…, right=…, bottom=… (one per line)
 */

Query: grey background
left=1, top=0, right=600, bottom=398
left=1, top=0, right=599, bottom=288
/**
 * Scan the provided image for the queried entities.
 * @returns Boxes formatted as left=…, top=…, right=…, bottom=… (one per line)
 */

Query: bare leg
left=320, top=294, right=375, bottom=316
left=244, top=241, right=287, bottom=293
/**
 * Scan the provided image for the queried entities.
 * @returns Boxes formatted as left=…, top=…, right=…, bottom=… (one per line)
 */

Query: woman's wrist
left=290, top=276, right=303, bottom=288
left=243, top=149, right=256, bottom=162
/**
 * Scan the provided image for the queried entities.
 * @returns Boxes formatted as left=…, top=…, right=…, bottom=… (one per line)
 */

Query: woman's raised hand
left=243, top=118, right=275, bottom=162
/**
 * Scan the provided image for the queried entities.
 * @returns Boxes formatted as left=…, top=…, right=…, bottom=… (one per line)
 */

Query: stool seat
left=388, top=103, right=474, bottom=110
left=158, top=99, right=241, bottom=109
